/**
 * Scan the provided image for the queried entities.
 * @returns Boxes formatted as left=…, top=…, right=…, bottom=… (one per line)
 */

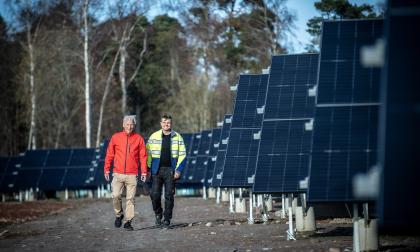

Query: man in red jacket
left=104, top=115, right=148, bottom=231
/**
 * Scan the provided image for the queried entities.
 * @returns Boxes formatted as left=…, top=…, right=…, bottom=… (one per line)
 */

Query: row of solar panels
left=177, top=19, right=382, bottom=204
left=0, top=144, right=108, bottom=192
left=179, top=1, right=420, bottom=233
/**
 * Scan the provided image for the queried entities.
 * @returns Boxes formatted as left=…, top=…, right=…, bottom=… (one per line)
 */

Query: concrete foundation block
left=358, top=218, right=378, bottom=251
left=265, top=195, right=273, bottom=211
left=296, top=206, right=316, bottom=232
left=208, top=188, right=216, bottom=198
left=221, top=189, right=229, bottom=202
left=292, top=197, right=298, bottom=215
left=235, top=198, right=246, bottom=213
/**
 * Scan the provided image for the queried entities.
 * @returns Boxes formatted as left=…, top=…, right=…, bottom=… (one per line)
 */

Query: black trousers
left=151, top=166, right=175, bottom=221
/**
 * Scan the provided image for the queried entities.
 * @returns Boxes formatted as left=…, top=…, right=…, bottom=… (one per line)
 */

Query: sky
left=284, top=0, right=383, bottom=53
left=0, top=0, right=383, bottom=53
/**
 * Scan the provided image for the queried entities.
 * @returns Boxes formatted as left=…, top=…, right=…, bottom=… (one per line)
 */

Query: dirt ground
left=0, top=197, right=419, bottom=252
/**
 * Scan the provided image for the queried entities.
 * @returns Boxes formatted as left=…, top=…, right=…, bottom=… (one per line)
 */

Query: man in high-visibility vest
left=104, top=115, right=148, bottom=231
left=146, top=113, right=187, bottom=228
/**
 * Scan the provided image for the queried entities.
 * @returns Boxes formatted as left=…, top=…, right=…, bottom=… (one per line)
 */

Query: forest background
left=0, top=0, right=382, bottom=155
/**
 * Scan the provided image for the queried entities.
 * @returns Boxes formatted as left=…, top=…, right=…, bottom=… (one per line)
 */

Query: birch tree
left=104, top=1, right=149, bottom=117
left=82, top=0, right=92, bottom=147
left=9, top=0, right=46, bottom=150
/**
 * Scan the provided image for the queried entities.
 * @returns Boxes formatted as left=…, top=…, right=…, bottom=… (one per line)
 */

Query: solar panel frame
left=188, top=130, right=212, bottom=184
left=210, top=114, right=232, bottom=187
left=220, top=74, right=269, bottom=188
left=377, top=1, right=420, bottom=233
left=179, top=132, right=201, bottom=184
left=204, top=128, right=221, bottom=186
left=307, top=19, right=383, bottom=202
left=253, top=53, right=319, bottom=194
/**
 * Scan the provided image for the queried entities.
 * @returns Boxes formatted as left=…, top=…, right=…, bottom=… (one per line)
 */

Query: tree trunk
left=96, top=49, right=120, bottom=147
left=83, top=0, right=92, bottom=148
left=27, top=24, right=36, bottom=150
left=119, top=44, right=127, bottom=116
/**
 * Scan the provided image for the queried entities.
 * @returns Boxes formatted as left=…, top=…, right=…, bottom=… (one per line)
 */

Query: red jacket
left=104, top=131, right=148, bottom=175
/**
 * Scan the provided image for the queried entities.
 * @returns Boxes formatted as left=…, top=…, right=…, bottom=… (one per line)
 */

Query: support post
left=203, top=185, right=207, bottom=200
left=229, top=189, right=235, bottom=213
left=248, top=191, right=254, bottom=224
left=287, top=195, right=296, bottom=240
left=281, top=194, right=286, bottom=219
left=216, top=187, right=221, bottom=204
left=353, top=204, right=360, bottom=252
left=65, top=189, right=69, bottom=200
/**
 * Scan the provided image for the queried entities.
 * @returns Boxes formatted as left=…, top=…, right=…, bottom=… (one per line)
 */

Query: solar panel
left=181, top=133, right=194, bottom=156
left=62, top=168, right=90, bottom=189
left=14, top=169, right=42, bottom=190
left=0, top=156, right=22, bottom=192
left=210, top=114, right=232, bottom=187
left=204, top=128, right=221, bottom=186
left=180, top=133, right=201, bottom=184
left=253, top=54, right=318, bottom=193
left=0, top=157, right=9, bottom=173
left=97, top=140, right=109, bottom=160
left=45, top=149, right=71, bottom=167
left=20, top=150, right=48, bottom=168
left=221, top=74, right=269, bottom=188
left=307, top=19, right=383, bottom=202
left=69, top=149, right=96, bottom=166
left=377, top=1, right=420, bottom=233
left=92, top=160, right=106, bottom=186
left=188, top=130, right=212, bottom=184
left=38, top=168, right=66, bottom=190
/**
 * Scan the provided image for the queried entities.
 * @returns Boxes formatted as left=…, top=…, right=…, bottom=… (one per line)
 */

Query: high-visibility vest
left=146, top=130, right=187, bottom=174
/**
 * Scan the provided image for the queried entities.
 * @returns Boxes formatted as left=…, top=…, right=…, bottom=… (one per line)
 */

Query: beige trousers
left=111, top=173, right=137, bottom=222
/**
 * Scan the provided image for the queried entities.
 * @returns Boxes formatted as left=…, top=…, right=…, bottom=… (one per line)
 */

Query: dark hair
left=161, top=113, right=172, bottom=120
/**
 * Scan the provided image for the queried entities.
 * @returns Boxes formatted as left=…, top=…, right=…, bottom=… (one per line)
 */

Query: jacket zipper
left=124, top=134, right=129, bottom=174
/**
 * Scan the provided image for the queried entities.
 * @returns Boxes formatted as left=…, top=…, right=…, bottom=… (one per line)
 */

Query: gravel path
left=1, top=196, right=416, bottom=252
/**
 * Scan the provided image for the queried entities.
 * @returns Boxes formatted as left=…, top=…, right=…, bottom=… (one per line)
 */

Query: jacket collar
left=161, top=129, right=176, bottom=137
left=122, top=130, right=135, bottom=137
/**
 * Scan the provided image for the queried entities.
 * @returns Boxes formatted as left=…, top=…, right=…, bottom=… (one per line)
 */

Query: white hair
left=123, top=115, right=136, bottom=124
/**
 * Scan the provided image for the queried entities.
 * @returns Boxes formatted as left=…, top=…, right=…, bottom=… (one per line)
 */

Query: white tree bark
left=96, top=49, right=120, bottom=147
left=83, top=0, right=92, bottom=148
left=27, top=25, right=36, bottom=150
left=119, top=26, right=147, bottom=116
left=119, top=41, right=128, bottom=116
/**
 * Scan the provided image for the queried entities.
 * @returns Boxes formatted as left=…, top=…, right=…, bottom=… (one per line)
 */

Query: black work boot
left=123, top=220, right=134, bottom=231
left=114, top=214, right=124, bottom=228
left=155, top=214, right=163, bottom=226
left=162, top=219, right=170, bottom=229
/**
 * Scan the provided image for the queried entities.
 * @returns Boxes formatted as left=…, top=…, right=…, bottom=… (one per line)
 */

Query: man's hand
left=140, top=174, right=147, bottom=182
left=104, top=172, right=110, bottom=182
left=174, top=172, right=181, bottom=180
